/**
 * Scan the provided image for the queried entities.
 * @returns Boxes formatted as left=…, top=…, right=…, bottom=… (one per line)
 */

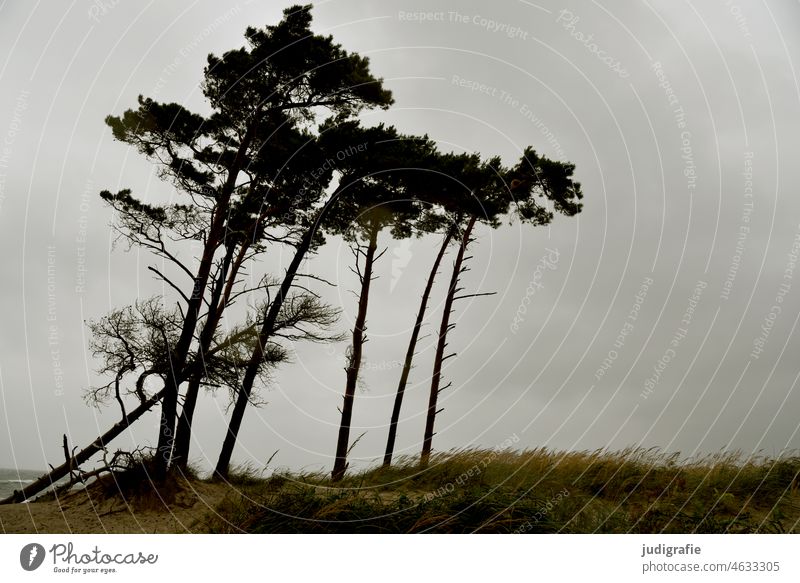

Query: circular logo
left=19, top=543, right=46, bottom=571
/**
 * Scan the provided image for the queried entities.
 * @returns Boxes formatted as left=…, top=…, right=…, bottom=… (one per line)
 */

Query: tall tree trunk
left=0, top=389, right=166, bottom=505
left=383, top=229, right=453, bottom=467
left=154, top=125, right=256, bottom=479
left=170, top=372, right=202, bottom=473
left=331, top=224, right=380, bottom=482
left=421, top=215, right=477, bottom=466
left=214, top=230, right=317, bottom=478
left=172, top=241, right=247, bottom=471
left=213, top=181, right=348, bottom=480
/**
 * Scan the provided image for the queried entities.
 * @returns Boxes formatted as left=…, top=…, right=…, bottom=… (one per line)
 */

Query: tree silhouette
left=420, top=148, right=583, bottom=465
left=213, top=120, right=435, bottom=479
left=102, top=4, right=392, bottom=478
left=85, top=298, right=181, bottom=419
left=416, top=153, right=509, bottom=466
left=382, top=223, right=453, bottom=467
left=323, top=123, right=438, bottom=482
left=170, top=114, right=338, bottom=470
left=381, top=154, right=465, bottom=467
left=0, top=5, right=591, bottom=504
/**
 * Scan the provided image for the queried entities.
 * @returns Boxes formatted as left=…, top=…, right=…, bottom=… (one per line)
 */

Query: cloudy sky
left=2, top=0, right=800, bottom=477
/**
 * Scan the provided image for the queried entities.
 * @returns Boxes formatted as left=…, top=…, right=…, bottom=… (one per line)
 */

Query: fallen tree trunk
left=0, top=389, right=165, bottom=505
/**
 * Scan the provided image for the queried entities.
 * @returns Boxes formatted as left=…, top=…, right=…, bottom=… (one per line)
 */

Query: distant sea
left=0, top=468, right=44, bottom=500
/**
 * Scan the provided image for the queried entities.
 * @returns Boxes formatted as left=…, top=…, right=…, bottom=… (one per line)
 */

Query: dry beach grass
left=2, top=448, right=799, bottom=534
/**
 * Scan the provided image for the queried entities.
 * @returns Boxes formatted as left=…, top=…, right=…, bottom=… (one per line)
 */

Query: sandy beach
left=0, top=479, right=232, bottom=534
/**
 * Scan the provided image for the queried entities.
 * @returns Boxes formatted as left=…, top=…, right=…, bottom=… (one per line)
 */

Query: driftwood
left=0, top=389, right=164, bottom=504
left=49, top=447, right=148, bottom=499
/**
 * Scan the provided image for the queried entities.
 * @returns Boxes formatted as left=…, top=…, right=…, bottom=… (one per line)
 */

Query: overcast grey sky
left=2, top=0, right=800, bottom=476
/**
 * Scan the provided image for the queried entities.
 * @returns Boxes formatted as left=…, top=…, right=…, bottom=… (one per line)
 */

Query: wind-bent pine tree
left=419, top=148, right=583, bottom=465
left=102, top=4, right=392, bottom=479
left=326, top=124, right=439, bottom=482
left=381, top=153, right=468, bottom=467
left=213, top=119, right=429, bottom=479
left=170, top=115, right=338, bottom=471
left=382, top=223, right=452, bottom=467
left=418, top=154, right=507, bottom=466
left=383, top=148, right=523, bottom=466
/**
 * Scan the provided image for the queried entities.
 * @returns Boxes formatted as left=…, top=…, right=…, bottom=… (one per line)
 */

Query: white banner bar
left=1, top=534, right=797, bottom=582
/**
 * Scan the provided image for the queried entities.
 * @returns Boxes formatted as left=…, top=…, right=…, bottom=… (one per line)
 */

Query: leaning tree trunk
left=213, top=180, right=350, bottom=480
left=214, top=225, right=318, bottom=479
left=170, top=372, right=202, bottom=473
left=383, top=229, right=453, bottom=467
left=153, top=125, right=256, bottom=479
left=421, top=215, right=477, bottom=466
left=0, top=388, right=166, bottom=504
left=331, top=225, right=380, bottom=482
left=172, top=241, right=248, bottom=471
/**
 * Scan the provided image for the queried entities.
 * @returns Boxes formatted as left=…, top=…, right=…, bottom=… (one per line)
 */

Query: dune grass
left=196, top=448, right=800, bottom=533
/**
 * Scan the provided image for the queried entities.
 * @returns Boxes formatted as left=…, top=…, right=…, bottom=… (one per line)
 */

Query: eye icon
left=20, top=543, right=46, bottom=571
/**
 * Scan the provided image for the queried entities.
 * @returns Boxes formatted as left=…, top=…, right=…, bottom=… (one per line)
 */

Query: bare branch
left=147, top=266, right=191, bottom=305
left=453, top=292, right=497, bottom=301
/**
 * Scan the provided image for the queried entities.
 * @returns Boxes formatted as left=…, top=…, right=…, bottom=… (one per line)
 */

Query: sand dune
left=0, top=479, right=232, bottom=534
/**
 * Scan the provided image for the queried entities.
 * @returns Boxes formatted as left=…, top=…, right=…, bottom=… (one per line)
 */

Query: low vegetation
left=192, top=448, right=800, bottom=534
